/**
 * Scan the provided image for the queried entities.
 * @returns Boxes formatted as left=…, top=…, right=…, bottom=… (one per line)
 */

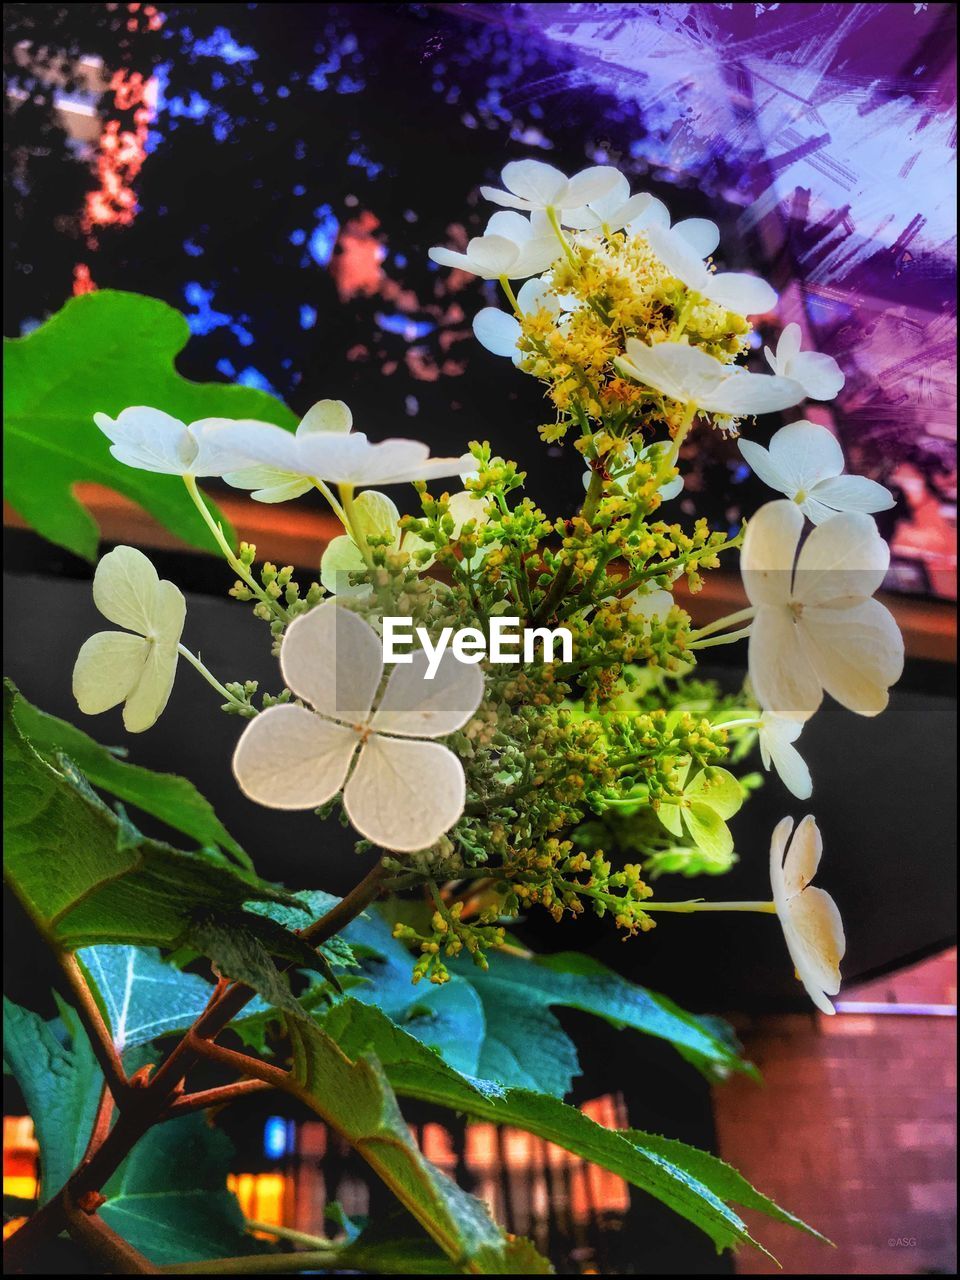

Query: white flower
left=741, top=500, right=903, bottom=720
left=428, top=234, right=524, bottom=281
left=224, top=400, right=353, bottom=503
left=72, top=546, right=185, bottom=733
left=473, top=276, right=564, bottom=364
left=739, top=420, right=894, bottom=525
left=320, top=488, right=489, bottom=595
left=563, top=171, right=658, bottom=233
left=582, top=441, right=683, bottom=502
left=615, top=340, right=805, bottom=416
left=626, top=197, right=721, bottom=260
left=645, top=223, right=777, bottom=315
left=770, top=815, right=845, bottom=1015
left=764, top=323, right=844, bottom=401
left=232, top=601, right=483, bottom=852
left=757, top=713, right=811, bottom=800
left=429, top=209, right=558, bottom=281
left=479, top=159, right=622, bottom=219
left=215, top=417, right=471, bottom=489
left=94, top=406, right=266, bottom=477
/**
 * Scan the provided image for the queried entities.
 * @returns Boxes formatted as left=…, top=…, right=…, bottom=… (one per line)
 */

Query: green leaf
left=3, top=290, right=296, bottom=560
left=3, top=996, right=254, bottom=1264
left=8, top=683, right=250, bottom=869
left=100, top=1115, right=252, bottom=1265
left=292, top=893, right=486, bottom=1077
left=77, top=946, right=215, bottom=1053
left=447, top=948, right=753, bottom=1094
left=279, top=1016, right=551, bottom=1273
left=2, top=997, right=103, bottom=1204
left=320, top=998, right=816, bottom=1258
left=3, top=683, right=294, bottom=950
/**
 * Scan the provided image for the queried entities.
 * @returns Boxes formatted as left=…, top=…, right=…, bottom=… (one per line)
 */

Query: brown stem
left=189, top=1036, right=290, bottom=1088
left=81, top=1084, right=116, bottom=1164
left=160, top=1079, right=271, bottom=1120
left=4, top=857, right=386, bottom=1273
left=59, top=953, right=128, bottom=1102
left=64, top=1202, right=160, bottom=1274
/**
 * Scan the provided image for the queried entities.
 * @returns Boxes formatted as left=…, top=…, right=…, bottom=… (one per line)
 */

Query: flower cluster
left=71, top=157, right=905, bottom=1012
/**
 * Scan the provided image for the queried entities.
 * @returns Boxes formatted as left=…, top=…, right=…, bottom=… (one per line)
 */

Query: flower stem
left=176, top=644, right=246, bottom=708
left=313, top=478, right=348, bottom=525
left=642, top=899, right=777, bottom=914
left=689, top=606, right=756, bottom=642
left=688, top=624, right=753, bottom=651
left=546, top=205, right=579, bottom=269
left=499, top=275, right=521, bottom=315
left=652, top=401, right=697, bottom=489
left=182, top=476, right=291, bottom=623
left=339, top=484, right=376, bottom=570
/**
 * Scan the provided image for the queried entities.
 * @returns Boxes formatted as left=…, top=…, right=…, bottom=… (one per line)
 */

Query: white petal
left=152, top=580, right=187, bottom=647
left=465, top=234, right=521, bottom=277
left=222, top=465, right=313, bottom=504
left=446, top=489, right=489, bottom=535
left=737, top=439, right=792, bottom=496
left=212, top=420, right=303, bottom=473
left=473, top=308, right=522, bottom=358
left=799, top=599, right=904, bottom=716
left=644, top=225, right=706, bottom=290
left=706, top=370, right=805, bottom=416
left=768, top=814, right=795, bottom=910
left=776, top=323, right=803, bottom=367
left=372, top=649, right=484, bottom=738
left=783, top=887, right=845, bottom=1014
left=94, top=406, right=183, bottom=445
left=703, top=272, right=778, bottom=316
left=232, top=704, right=358, bottom=809
left=561, top=165, right=623, bottom=209
left=343, top=736, right=466, bottom=852
left=626, top=196, right=670, bottom=233
left=767, top=421, right=844, bottom=492
left=299, top=400, right=353, bottom=434
left=280, top=600, right=384, bottom=723
left=122, top=642, right=179, bottom=733
left=95, top=407, right=193, bottom=474
left=789, top=350, right=845, bottom=400
left=509, top=238, right=559, bottom=278
left=516, top=276, right=559, bottom=316
left=760, top=717, right=812, bottom=800
left=798, top=494, right=842, bottom=526
left=92, top=546, right=163, bottom=635
left=477, top=186, right=536, bottom=212
left=618, top=340, right=724, bottom=404
left=319, top=535, right=370, bottom=597
left=484, top=210, right=535, bottom=244
left=748, top=605, right=823, bottom=721
left=740, top=500, right=803, bottom=606
left=811, top=474, right=895, bottom=516
left=500, top=159, right=568, bottom=205
left=794, top=511, right=890, bottom=606
left=73, top=632, right=150, bottom=715
left=188, top=419, right=284, bottom=477
left=429, top=246, right=480, bottom=273
left=780, top=812, right=822, bottom=897
left=672, top=218, right=721, bottom=258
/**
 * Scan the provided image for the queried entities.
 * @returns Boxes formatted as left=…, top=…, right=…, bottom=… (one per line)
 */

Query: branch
left=160, top=1079, right=272, bottom=1121
left=64, top=1201, right=160, bottom=1274
left=4, top=857, right=387, bottom=1273
left=58, top=952, right=128, bottom=1103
